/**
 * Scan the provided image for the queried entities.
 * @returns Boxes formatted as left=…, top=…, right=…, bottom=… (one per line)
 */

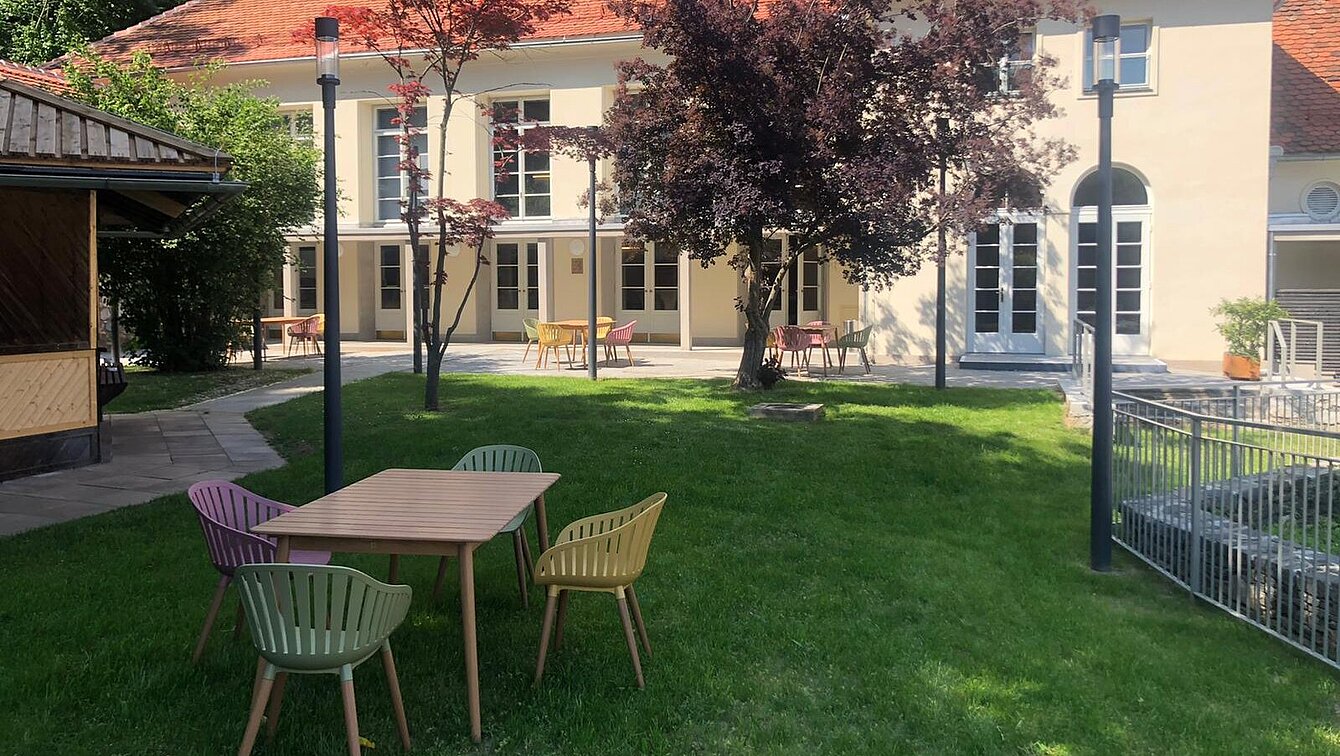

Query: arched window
left=1073, top=168, right=1148, bottom=207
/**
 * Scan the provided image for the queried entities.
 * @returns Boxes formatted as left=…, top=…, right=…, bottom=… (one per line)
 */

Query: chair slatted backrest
left=235, top=564, right=412, bottom=661
left=523, top=318, right=540, bottom=340
left=453, top=444, right=542, bottom=474
left=606, top=320, right=637, bottom=346
left=188, top=481, right=290, bottom=574
left=543, top=493, right=667, bottom=583
left=840, top=326, right=872, bottom=348
left=777, top=325, right=811, bottom=351
left=538, top=322, right=570, bottom=345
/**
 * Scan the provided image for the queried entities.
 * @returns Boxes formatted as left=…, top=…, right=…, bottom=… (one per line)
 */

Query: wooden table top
left=253, top=469, right=561, bottom=543
left=799, top=323, right=836, bottom=332
left=258, top=315, right=312, bottom=324
left=551, top=317, right=614, bottom=329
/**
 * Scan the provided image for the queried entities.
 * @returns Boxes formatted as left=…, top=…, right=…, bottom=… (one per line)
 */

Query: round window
left=1303, top=181, right=1340, bottom=222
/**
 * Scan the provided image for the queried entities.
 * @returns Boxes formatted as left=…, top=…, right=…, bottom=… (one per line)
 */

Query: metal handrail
left=1113, top=389, right=1340, bottom=441
left=1266, top=318, right=1325, bottom=380
left=1072, top=318, right=1095, bottom=397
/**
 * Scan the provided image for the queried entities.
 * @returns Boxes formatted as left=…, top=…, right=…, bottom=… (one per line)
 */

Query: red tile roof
left=0, top=60, right=69, bottom=93
left=79, top=0, right=639, bottom=71
left=1274, top=0, right=1340, bottom=154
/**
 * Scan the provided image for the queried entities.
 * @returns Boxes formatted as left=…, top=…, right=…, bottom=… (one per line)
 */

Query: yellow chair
left=535, top=322, right=574, bottom=369
left=532, top=493, right=667, bottom=689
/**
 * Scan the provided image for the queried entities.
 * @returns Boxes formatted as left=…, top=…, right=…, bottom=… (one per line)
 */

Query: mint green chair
left=427, top=444, right=543, bottom=607
left=234, top=564, right=413, bottom=756
left=522, top=317, right=541, bottom=362
left=835, top=326, right=873, bottom=374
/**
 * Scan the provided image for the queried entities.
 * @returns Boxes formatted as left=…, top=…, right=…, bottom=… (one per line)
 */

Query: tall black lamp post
left=934, top=116, right=950, bottom=391
left=316, top=16, right=343, bottom=493
left=1090, top=14, right=1120, bottom=572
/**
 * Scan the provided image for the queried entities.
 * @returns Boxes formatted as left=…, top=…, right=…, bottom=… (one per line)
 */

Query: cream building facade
left=84, top=0, right=1303, bottom=366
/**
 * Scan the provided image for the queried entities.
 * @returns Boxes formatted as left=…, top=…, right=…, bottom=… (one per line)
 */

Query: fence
left=1266, top=318, right=1325, bottom=381
left=1072, top=319, right=1095, bottom=398
left=1112, top=387, right=1340, bottom=669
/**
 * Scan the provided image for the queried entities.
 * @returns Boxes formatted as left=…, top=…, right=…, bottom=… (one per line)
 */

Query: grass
left=107, top=365, right=311, bottom=413
left=3, top=374, right=1340, bottom=754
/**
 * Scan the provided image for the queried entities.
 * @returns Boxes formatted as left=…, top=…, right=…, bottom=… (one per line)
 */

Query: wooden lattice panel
left=0, top=351, right=95, bottom=441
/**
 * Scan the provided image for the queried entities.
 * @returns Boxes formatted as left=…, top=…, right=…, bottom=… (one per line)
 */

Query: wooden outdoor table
left=253, top=468, right=560, bottom=743
left=799, top=323, right=839, bottom=377
left=551, top=317, right=614, bottom=368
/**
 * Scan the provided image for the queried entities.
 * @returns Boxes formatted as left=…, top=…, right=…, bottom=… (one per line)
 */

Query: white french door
left=763, top=236, right=822, bottom=328
left=1072, top=212, right=1151, bottom=355
left=493, top=240, right=539, bottom=334
left=616, top=239, right=680, bottom=335
left=969, top=220, right=1044, bottom=353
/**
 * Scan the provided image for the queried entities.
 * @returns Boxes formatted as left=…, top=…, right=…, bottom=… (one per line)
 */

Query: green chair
left=835, top=326, right=873, bottom=374
left=234, top=564, right=413, bottom=756
left=522, top=317, right=541, bottom=362
left=428, top=444, right=544, bottom=607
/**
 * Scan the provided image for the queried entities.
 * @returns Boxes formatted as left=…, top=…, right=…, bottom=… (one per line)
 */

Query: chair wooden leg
left=238, top=664, right=275, bottom=756
left=522, top=339, right=533, bottom=363
left=193, top=575, right=230, bottom=663
left=534, top=591, right=558, bottom=686
left=554, top=590, right=570, bottom=650
left=382, top=643, right=411, bottom=752
left=388, top=554, right=400, bottom=583
left=518, top=528, right=534, bottom=581
left=625, top=345, right=634, bottom=367
left=626, top=584, right=651, bottom=658
left=512, top=530, right=529, bottom=609
left=264, top=671, right=288, bottom=742
left=861, top=347, right=871, bottom=374
left=233, top=600, right=247, bottom=641
left=837, top=347, right=847, bottom=374
left=432, top=556, right=450, bottom=602
left=616, top=594, right=646, bottom=689
left=339, top=667, right=361, bottom=756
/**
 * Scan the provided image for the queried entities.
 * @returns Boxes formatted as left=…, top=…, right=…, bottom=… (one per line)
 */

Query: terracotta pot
left=1222, top=353, right=1260, bottom=381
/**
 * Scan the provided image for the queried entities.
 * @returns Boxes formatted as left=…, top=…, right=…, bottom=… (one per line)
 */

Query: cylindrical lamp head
left=1092, top=14, right=1120, bottom=85
left=315, top=16, right=340, bottom=82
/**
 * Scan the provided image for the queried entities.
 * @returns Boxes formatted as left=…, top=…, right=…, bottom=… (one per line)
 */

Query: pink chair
left=605, top=320, right=638, bottom=366
left=187, top=480, right=330, bottom=663
left=804, top=320, right=834, bottom=376
left=286, top=314, right=323, bottom=356
left=775, top=325, right=813, bottom=372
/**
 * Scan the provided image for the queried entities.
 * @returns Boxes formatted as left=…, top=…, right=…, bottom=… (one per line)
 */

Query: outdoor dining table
left=552, top=317, right=615, bottom=368
left=252, top=468, right=561, bottom=743
left=254, top=315, right=311, bottom=354
left=799, top=322, right=840, bottom=377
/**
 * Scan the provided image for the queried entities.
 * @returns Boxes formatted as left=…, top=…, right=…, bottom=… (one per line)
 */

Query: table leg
left=534, top=493, right=551, bottom=552
left=459, top=543, right=481, bottom=743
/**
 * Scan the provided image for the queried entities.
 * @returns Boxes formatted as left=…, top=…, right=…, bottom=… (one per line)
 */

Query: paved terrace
left=0, top=341, right=1220, bottom=535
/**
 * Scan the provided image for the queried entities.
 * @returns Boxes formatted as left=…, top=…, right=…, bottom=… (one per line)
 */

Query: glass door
left=1075, top=217, right=1149, bottom=355
left=493, top=241, right=539, bottom=335
left=970, top=221, right=1044, bottom=353
left=616, top=239, right=680, bottom=336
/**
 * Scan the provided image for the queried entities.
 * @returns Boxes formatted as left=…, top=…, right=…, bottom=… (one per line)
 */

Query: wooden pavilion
left=0, top=76, right=245, bottom=480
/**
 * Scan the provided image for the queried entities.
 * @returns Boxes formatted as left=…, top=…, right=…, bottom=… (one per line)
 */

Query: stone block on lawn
left=748, top=402, right=825, bottom=421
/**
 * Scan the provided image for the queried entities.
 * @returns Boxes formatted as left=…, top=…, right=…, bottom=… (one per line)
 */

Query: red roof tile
left=78, top=0, right=639, bottom=71
left=0, top=60, right=69, bottom=93
left=1274, top=0, right=1340, bottom=154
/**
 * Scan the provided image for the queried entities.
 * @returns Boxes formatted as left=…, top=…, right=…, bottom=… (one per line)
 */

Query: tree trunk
left=733, top=244, right=770, bottom=389
left=425, top=341, right=443, bottom=411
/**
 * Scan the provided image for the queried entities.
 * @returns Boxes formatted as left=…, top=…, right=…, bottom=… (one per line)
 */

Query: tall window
left=297, top=246, right=317, bottom=310
left=801, top=248, right=821, bottom=311
left=761, top=238, right=785, bottom=311
left=279, top=110, right=314, bottom=143
left=271, top=265, right=284, bottom=310
left=379, top=245, right=401, bottom=310
left=1084, top=23, right=1152, bottom=91
left=375, top=106, right=428, bottom=222
left=999, top=30, right=1035, bottom=94
left=492, top=98, right=551, bottom=218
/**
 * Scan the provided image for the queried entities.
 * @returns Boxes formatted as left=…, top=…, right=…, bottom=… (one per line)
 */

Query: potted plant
left=757, top=356, right=787, bottom=389
left=1210, top=297, right=1289, bottom=380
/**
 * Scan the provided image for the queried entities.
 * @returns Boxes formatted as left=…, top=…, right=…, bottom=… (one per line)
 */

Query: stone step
left=957, top=353, right=1168, bottom=374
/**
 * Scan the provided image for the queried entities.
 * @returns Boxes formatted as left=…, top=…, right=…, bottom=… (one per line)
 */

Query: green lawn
left=2, top=374, right=1339, bottom=754
left=107, top=366, right=311, bottom=413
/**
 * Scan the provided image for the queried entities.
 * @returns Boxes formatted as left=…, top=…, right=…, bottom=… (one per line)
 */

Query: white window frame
left=374, top=106, right=428, bottom=223
left=297, top=245, right=318, bottom=313
left=1083, top=22, right=1154, bottom=93
left=278, top=108, right=314, bottom=144
left=1068, top=208, right=1154, bottom=356
left=998, top=30, right=1036, bottom=95
left=491, top=97, right=552, bottom=219
left=378, top=244, right=402, bottom=311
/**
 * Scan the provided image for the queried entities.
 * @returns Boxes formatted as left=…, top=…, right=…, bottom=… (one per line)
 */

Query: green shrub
left=1210, top=297, right=1290, bottom=359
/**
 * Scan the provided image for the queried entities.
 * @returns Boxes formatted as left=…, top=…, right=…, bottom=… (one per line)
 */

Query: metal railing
left=1113, top=389, right=1340, bottom=669
left=1267, top=318, right=1325, bottom=381
left=1072, top=318, right=1095, bottom=398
